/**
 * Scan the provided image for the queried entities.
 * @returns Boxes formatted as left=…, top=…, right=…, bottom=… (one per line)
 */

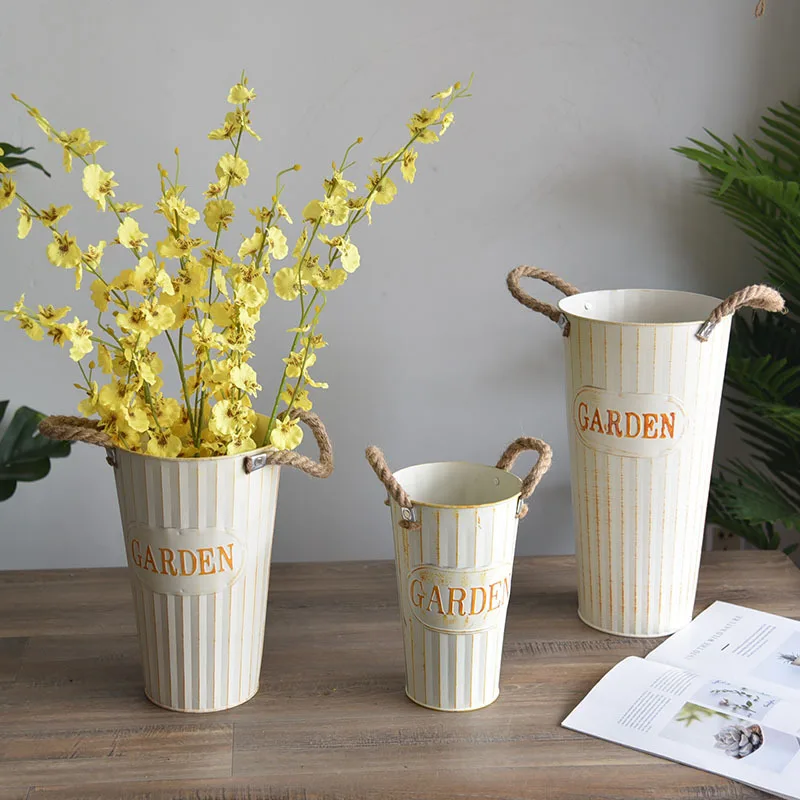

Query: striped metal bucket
left=70, top=410, right=334, bottom=713
left=367, top=438, right=551, bottom=710
left=508, top=267, right=785, bottom=637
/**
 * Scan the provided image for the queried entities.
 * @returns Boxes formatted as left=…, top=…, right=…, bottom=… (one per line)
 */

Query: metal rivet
left=401, top=507, right=417, bottom=523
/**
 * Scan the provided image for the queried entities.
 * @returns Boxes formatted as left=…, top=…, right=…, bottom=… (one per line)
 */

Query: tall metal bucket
left=367, top=437, right=551, bottom=710
left=507, top=267, right=784, bottom=637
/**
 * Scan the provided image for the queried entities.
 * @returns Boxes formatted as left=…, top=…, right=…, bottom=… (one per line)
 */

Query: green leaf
left=711, top=462, right=800, bottom=529
left=0, top=405, right=70, bottom=501
left=0, top=142, right=51, bottom=177
left=0, top=142, right=34, bottom=156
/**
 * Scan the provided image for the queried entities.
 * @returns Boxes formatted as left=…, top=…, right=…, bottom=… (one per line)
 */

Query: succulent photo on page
left=714, top=724, right=764, bottom=759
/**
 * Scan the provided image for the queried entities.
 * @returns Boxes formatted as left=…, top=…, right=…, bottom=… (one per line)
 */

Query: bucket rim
left=391, top=460, right=523, bottom=510
left=558, top=288, right=724, bottom=327
left=110, top=441, right=279, bottom=466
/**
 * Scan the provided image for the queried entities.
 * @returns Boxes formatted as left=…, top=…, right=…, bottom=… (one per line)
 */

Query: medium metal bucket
left=112, top=446, right=280, bottom=712
left=367, top=438, right=551, bottom=710
left=508, top=268, right=785, bottom=637
left=37, top=410, right=335, bottom=712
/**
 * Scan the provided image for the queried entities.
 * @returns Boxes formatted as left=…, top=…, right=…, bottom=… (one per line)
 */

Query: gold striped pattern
left=565, top=314, right=732, bottom=637
left=390, top=489, right=519, bottom=711
left=113, top=451, right=280, bottom=712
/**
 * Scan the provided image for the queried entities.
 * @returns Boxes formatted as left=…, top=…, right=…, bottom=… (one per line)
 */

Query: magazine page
left=562, top=656, right=800, bottom=800
left=646, top=602, right=800, bottom=700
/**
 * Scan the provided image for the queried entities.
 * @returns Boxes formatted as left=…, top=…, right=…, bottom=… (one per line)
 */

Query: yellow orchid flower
left=302, top=195, right=349, bottom=227
left=147, top=430, right=183, bottom=458
left=209, top=398, right=251, bottom=437
left=225, top=434, right=258, bottom=455
left=37, top=304, right=70, bottom=324
left=309, top=266, right=347, bottom=292
left=38, top=204, right=72, bottom=227
left=230, top=363, right=261, bottom=396
left=17, top=205, right=32, bottom=239
left=46, top=230, right=81, bottom=269
left=366, top=172, right=397, bottom=205
left=267, top=226, right=288, bottom=260
left=82, top=164, right=117, bottom=211
left=270, top=416, right=303, bottom=450
left=118, top=217, right=148, bottom=250
left=77, top=381, right=99, bottom=417
left=16, top=315, right=44, bottom=341
left=238, top=230, right=264, bottom=261
left=0, top=177, right=17, bottom=210
left=227, top=83, right=256, bottom=104
left=204, top=198, right=235, bottom=231
left=280, top=384, right=312, bottom=411
left=215, top=153, right=249, bottom=188
left=401, top=149, right=417, bottom=184
left=323, top=171, right=357, bottom=199
left=283, top=350, right=316, bottom=378
left=274, top=267, right=301, bottom=301
left=82, top=240, right=106, bottom=271
left=64, top=317, right=93, bottom=361
left=407, top=107, right=443, bottom=143
left=319, top=234, right=360, bottom=273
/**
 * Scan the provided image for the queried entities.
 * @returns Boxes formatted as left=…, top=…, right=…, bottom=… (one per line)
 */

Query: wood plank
left=0, top=724, right=233, bottom=788
left=0, top=570, right=135, bottom=638
left=0, top=789, right=31, bottom=800
left=24, top=763, right=769, bottom=799
left=0, top=638, right=28, bottom=684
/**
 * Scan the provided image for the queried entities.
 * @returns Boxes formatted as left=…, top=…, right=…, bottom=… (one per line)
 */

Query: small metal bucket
left=367, top=437, right=551, bottom=711
left=508, top=267, right=785, bottom=638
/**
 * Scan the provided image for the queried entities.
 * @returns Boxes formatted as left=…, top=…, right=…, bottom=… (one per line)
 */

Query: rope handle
left=246, top=410, right=333, bottom=478
left=495, top=436, right=553, bottom=519
left=365, top=446, right=421, bottom=530
left=506, top=265, right=580, bottom=337
left=38, top=410, right=333, bottom=479
left=696, top=284, right=785, bottom=342
left=366, top=437, right=553, bottom=527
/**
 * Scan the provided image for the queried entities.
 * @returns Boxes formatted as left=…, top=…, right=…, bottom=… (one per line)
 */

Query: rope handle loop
left=696, top=284, right=785, bottom=342
left=365, top=446, right=421, bottom=530
left=506, top=266, right=580, bottom=337
left=39, top=410, right=333, bottom=479
left=39, top=416, right=112, bottom=447
left=495, top=436, right=553, bottom=519
left=250, top=409, right=333, bottom=478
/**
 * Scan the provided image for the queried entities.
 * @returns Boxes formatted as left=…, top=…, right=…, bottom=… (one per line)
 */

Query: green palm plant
left=675, top=102, right=800, bottom=554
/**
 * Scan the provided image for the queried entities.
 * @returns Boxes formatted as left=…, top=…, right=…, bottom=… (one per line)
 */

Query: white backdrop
left=1, top=0, right=798, bottom=568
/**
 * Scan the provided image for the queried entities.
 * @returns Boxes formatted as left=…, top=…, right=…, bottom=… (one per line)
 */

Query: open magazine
left=562, top=602, right=800, bottom=799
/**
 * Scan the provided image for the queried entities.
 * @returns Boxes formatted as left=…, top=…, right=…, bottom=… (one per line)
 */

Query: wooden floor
left=0, top=551, right=798, bottom=799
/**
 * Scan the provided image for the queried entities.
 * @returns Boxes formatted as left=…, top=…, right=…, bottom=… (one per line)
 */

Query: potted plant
left=1, top=74, right=471, bottom=711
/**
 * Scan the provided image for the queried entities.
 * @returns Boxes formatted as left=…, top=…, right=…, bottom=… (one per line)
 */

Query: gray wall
left=1, top=0, right=799, bottom=568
